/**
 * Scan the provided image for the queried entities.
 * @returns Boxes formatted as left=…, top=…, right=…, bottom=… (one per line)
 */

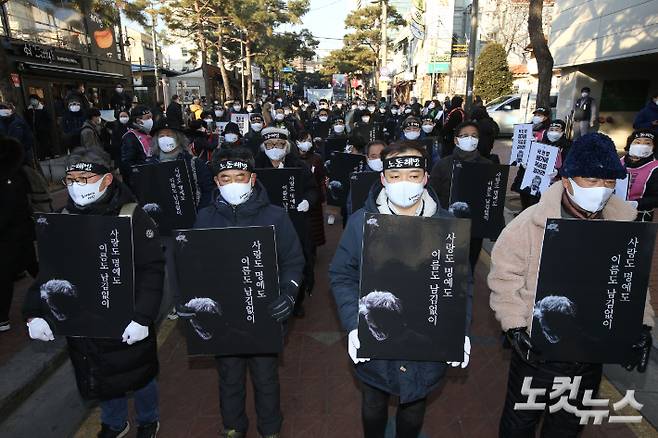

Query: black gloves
left=268, top=294, right=295, bottom=323
left=625, top=325, right=652, bottom=373
left=506, top=327, right=538, bottom=363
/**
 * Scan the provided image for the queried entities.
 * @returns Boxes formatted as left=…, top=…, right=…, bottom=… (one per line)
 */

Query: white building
left=550, top=0, right=658, bottom=146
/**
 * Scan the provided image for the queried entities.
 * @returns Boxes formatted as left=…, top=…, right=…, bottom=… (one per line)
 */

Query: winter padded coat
left=23, top=181, right=165, bottom=400
left=329, top=182, right=472, bottom=403
left=194, top=183, right=305, bottom=299
left=488, top=182, right=655, bottom=331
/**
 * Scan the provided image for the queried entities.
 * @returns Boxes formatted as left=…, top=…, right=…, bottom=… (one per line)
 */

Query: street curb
left=0, top=338, right=68, bottom=422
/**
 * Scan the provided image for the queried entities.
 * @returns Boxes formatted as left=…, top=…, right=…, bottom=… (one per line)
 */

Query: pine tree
left=474, top=43, right=514, bottom=102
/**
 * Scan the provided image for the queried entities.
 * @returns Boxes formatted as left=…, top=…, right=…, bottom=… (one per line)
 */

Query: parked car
left=486, top=93, right=558, bottom=136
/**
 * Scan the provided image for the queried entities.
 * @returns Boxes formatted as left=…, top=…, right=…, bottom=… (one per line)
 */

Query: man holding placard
left=24, top=149, right=165, bottom=438
left=330, top=141, right=471, bottom=438
left=187, top=147, right=304, bottom=438
left=488, top=133, right=654, bottom=437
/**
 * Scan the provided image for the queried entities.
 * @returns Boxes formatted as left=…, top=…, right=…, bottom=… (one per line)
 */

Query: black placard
left=174, top=226, right=283, bottom=356
left=131, top=161, right=197, bottom=235
left=349, top=171, right=380, bottom=213
left=529, top=219, right=657, bottom=363
left=33, top=213, right=134, bottom=338
left=255, top=168, right=303, bottom=214
left=358, top=213, right=470, bottom=361
left=323, top=138, right=348, bottom=160
left=327, top=152, right=368, bottom=207
left=449, top=161, right=510, bottom=239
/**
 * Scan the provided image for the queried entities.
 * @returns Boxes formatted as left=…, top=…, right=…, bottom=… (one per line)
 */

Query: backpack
left=22, top=165, right=53, bottom=213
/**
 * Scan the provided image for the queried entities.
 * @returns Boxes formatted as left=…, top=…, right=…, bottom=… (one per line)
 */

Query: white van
left=485, top=93, right=558, bottom=136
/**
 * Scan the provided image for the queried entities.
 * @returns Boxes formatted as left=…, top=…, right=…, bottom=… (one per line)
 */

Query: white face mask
left=581, top=92, right=589, bottom=98
left=219, top=182, right=252, bottom=206
left=629, top=143, right=654, bottom=158
left=367, top=106, right=376, bottom=112
left=333, top=124, right=345, bottom=133
left=361, top=116, right=370, bottom=123
left=115, top=88, right=123, bottom=93
left=30, top=99, right=39, bottom=107
left=567, top=178, right=614, bottom=213
left=532, top=116, right=544, bottom=125
left=297, top=141, right=312, bottom=152
left=158, top=136, right=177, bottom=153
left=367, top=158, right=383, bottom=172
left=404, top=130, right=420, bottom=140
left=319, top=116, right=328, bottom=122
left=379, top=108, right=386, bottom=113
left=404, top=108, right=412, bottom=114
left=284, top=110, right=291, bottom=116
left=421, top=124, right=434, bottom=133
left=456, top=136, right=479, bottom=152
left=140, top=118, right=153, bottom=133
left=251, top=123, right=263, bottom=132
left=275, top=113, right=285, bottom=121
left=383, top=179, right=425, bottom=208
left=428, top=103, right=435, bottom=109
left=203, top=118, right=214, bottom=125
left=119, top=116, right=129, bottom=124
left=351, top=105, right=357, bottom=110
left=68, top=175, right=108, bottom=206
left=215, top=110, right=224, bottom=117
left=265, top=147, right=286, bottom=161
left=358, top=105, right=366, bottom=111
left=247, top=107, right=253, bottom=112
left=546, top=131, right=563, bottom=142
left=224, top=133, right=238, bottom=143
left=390, top=109, right=398, bottom=115
left=69, top=105, right=81, bottom=113
left=233, top=105, right=242, bottom=112
left=0, top=109, right=12, bottom=117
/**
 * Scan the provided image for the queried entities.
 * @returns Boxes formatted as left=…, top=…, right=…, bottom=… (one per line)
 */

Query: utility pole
left=464, top=0, right=478, bottom=112
left=240, top=31, right=246, bottom=106
left=380, top=0, right=387, bottom=100
left=149, top=1, right=160, bottom=102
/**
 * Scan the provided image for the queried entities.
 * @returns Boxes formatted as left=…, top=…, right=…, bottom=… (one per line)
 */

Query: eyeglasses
left=62, top=175, right=96, bottom=186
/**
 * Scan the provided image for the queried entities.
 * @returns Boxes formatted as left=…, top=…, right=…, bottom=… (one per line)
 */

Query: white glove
left=348, top=329, right=370, bottom=364
left=27, top=318, right=54, bottom=341
left=297, top=199, right=310, bottom=212
left=629, top=200, right=639, bottom=209
left=449, top=336, right=471, bottom=368
left=121, top=320, right=149, bottom=345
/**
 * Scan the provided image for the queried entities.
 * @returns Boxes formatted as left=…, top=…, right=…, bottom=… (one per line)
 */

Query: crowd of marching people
left=1, top=87, right=658, bottom=438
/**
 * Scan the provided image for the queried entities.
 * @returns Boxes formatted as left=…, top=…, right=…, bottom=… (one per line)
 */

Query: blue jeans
left=100, top=379, right=159, bottom=430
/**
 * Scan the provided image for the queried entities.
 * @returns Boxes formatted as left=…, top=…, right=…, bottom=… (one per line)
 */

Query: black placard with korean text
left=530, top=219, right=657, bottom=363
left=256, top=168, right=303, bottom=215
left=174, top=226, right=282, bottom=356
left=33, top=213, right=134, bottom=338
left=349, top=171, right=380, bottom=213
left=327, top=152, right=368, bottom=207
left=131, top=161, right=197, bottom=235
left=358, top=213, right=470, bottom=361
left=449, top=161, right=509, bottom=239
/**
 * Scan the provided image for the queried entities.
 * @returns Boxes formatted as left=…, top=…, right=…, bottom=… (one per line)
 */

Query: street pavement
left=2, top=140, right=658, bottom=437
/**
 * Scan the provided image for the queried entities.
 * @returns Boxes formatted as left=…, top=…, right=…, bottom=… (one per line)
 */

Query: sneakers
left=166, top=309, right=179, bottom=320
left=327, top=214, right=335, bottom=225
left=137, top=421, right=160, bottom=438
left=222, top=430, right=245, bottom=438
left=98, top=422, right=130, bottom=438
left=0, top=321, right=10, bottom=332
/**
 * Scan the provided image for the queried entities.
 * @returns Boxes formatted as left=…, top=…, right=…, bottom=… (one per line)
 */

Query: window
left=600, top=80, right=650, bottom=112
left=6, top=0, right=89, bottom=52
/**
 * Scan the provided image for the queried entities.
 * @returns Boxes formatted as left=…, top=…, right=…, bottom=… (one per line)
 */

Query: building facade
left=550, top=0, right=658, bottom=146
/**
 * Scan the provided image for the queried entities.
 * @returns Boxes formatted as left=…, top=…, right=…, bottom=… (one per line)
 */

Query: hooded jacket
left=633, top=100, right=658, bottom=134
left=329, top=182, right=471, bottom=403
left=0, top=113, right=35, bottom=164
left=23, top=180, right=165, bottom=400
left=488, top=182, right=655, bottom=332
left=194, top=182, right=304, bottom=299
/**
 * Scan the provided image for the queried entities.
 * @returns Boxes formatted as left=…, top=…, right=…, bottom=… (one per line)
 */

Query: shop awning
left=19, top=61, right=125, bottom=79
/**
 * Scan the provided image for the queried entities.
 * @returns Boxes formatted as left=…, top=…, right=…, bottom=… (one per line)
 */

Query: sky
left=281, top=0, right=351, bottom=57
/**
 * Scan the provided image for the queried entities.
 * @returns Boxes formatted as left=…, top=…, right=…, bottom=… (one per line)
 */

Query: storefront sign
left=16, top=42, right=81, bottom=66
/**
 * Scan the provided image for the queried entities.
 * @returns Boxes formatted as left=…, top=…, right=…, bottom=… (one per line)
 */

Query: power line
left=308, top=0, right=343, bottom=12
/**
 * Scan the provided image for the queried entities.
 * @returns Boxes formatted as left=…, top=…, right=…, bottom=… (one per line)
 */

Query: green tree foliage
left=474, top=43, right=514, bottom=102
left=323, top=3, right=404, bottom=78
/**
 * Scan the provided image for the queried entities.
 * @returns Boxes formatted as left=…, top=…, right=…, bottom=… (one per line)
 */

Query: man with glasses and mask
left=330, top=141, right=471, bottom=438
left=489, top=133, right=655, bottom=437
left=23, top=149, right=164, bottom=438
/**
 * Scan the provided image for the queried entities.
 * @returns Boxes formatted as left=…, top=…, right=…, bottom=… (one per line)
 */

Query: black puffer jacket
left=23, top=181, right=165, bottom=400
